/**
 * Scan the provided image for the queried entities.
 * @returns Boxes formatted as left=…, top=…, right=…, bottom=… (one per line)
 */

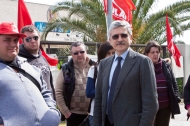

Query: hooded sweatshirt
left=18, top=44, right=55, bottom=99
left=0, top=56, right=60, bottom=126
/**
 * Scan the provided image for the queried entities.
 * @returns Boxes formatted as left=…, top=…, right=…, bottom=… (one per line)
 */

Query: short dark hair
left=21, top=25, right=40, bottom=35
left=144, top=40, right=162, bottom=55
left=97, top=42, right=113, bottom=63
left=70, top=41, right=86, bottom=51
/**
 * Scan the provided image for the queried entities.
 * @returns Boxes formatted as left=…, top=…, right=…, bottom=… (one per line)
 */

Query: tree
left=133, top=0, right=190, bottom=44
left=42, top=0, right=106, bottom=42
left=42, top=0, right=190, bottom=44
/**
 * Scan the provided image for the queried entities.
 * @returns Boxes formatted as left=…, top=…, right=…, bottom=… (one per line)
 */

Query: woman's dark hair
left=144, top=40, right=162, bottom=55
left=97, top=42, right=113, bottom=63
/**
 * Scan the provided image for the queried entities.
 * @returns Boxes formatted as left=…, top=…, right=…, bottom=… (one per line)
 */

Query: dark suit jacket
left=93, top=48, right=158, bottom=126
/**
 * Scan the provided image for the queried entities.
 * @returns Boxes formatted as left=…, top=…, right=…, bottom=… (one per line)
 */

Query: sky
left=24, top=0, right=189, bottom=44
left=24, top=0, right=179, bottom=6
left=24, top=0, right=70, bottom=5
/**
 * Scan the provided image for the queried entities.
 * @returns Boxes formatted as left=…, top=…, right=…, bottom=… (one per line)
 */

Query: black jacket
left=61, top=58, right=96, bottom=109
left=184, top=75, right=190, bottom=109
left=162, top=60, right=181, bottom=116
left=18, top=44, right=56, bottom=100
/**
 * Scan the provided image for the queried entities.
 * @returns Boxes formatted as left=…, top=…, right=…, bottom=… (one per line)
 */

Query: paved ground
left=170, top=102, right=190, bottom=126
left=59, top=102, right=190, bottom=126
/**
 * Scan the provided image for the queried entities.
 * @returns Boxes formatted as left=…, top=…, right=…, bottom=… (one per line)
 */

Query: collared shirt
left=108, top=48, right=129, bottom=97
left=106, top=49, right=129, bottom=114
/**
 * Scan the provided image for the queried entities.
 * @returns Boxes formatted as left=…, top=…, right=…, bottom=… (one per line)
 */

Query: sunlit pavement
left=170, top=102, right=190, bottom=126
left=59, top=102, right=189, bottom=126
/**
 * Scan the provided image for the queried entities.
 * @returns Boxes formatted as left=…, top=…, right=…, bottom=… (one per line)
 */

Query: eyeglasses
left=25, top=36, right=39, bottom=42
left=73, top=51, right=85, bottom=55
left=112, top=33, right=128, bottom=40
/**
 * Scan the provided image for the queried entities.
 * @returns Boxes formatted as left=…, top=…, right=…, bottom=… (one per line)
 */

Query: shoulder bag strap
left=0, top=60, right=41, bottom=91
left=11, top=66, right=41, bottom=92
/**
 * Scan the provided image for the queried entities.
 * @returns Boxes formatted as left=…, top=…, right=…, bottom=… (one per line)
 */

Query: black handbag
left=79, top=115, right=90, bottom=126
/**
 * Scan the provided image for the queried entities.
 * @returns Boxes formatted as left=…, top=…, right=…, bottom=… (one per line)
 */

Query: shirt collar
left=114, top=48, right=129, bottom=61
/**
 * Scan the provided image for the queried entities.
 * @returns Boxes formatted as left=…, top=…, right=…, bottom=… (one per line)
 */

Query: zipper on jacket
left=18, top=73, right=24, bottom=82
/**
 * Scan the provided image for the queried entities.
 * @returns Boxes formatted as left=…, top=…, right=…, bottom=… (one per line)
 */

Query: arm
left=86, top=77, right=95, bottom=98
left=86, top=67, right=95, bottom=98
left=184, top=75, right=190, bottom=109
left=38, top=73, right=61, bottom=125
left=55, top=70, right=71, bottom=118
left=40, top=75, right=61, bottom=118
left=139, top=57, right=158, bottom=126
left=166, top=62, right=181, bottom=103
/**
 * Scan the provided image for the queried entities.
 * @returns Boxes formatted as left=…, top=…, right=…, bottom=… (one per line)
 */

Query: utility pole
left=106, top=0, right=112, bottom=40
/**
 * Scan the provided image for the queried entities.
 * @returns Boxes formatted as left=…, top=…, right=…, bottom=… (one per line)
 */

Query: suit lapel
left=113, top=49, right=136, bottom=99
left=102, top=56, right=115, bottom=94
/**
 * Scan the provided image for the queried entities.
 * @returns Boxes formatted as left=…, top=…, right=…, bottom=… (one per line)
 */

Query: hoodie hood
left=0, top=56, right=27, bottom=68
left=18, top=44, right=41, bottom=62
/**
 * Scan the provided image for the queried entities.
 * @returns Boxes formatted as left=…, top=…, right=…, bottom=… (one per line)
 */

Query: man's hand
left=0, top=125, right=4, bottom=126
left=65, top=112, right=72, bottom=119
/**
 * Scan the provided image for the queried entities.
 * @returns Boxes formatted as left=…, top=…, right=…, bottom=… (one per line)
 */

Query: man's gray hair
left=108, top=20, right=132, bottom=38
left=70, top=41, right=86, bottom=50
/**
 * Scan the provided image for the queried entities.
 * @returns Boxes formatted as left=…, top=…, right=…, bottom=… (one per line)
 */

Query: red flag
left=112, top=0, right=136, bottom=23
left=18, top=0, right=58, bottom=66
left=103, top=0, right=108, bottom=14
left=125, top=0, right=136, bottom=10
left=18, top=0, right=33, bottom=44
left=40, top=46, right=58, bottom=66
left=166, top=14, right=181, bottom=67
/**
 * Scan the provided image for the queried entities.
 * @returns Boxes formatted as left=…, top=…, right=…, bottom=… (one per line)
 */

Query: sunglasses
left=25, top=36, right=39, bottom=42
left=112, top=33, right=128, bottom=40
left=73, top=51, right=85, bottom=55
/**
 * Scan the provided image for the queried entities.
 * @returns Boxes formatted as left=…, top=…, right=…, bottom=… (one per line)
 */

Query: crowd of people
left=0, top=20, right=190, bottom=126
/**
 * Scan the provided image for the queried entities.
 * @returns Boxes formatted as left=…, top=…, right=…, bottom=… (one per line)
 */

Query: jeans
left=88, top=115, right=93, bottom=126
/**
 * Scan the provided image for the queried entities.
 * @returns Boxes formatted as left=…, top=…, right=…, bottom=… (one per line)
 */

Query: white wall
left=177, top=44, right=190, bottom=88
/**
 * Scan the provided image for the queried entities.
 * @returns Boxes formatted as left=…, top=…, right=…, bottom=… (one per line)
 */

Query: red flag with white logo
left=166, top=14, right=181, bottom=67
left=18, top=0, right=58, bottom=66
left=112, top=0, right=136, bottom=23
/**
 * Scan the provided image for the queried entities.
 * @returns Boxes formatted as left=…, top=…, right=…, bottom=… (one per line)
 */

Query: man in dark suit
left=93, top=20, right=158, bottom=126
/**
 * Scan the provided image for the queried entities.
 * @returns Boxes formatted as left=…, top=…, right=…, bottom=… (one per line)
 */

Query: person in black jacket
left=184, top=75, right=190, bottom=119
left=55, top=42, right=96, bottom=126
left=18, top=25, right=55, bottom=99
left=144, top=40, right=181, bottom=126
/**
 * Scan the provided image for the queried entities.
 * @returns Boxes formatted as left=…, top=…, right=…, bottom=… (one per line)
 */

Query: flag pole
left=106, top=0, right=112, bottom=40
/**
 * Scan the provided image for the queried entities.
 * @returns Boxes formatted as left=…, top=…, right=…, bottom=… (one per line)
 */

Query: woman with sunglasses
left=86, top=42, right=115, bottom=126
left=144, top=40, right=181, bottom=126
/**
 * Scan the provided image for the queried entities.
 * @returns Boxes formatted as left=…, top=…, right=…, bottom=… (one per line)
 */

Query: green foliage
left=42, top=0, right=190, bottom=44
left=57, top=60, right=64, bottom=70
left=42, top=0, right=106, bottom=42
left=132, top=0, right=190, bottom=44
left=176, top=78, right=183, bottom=97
